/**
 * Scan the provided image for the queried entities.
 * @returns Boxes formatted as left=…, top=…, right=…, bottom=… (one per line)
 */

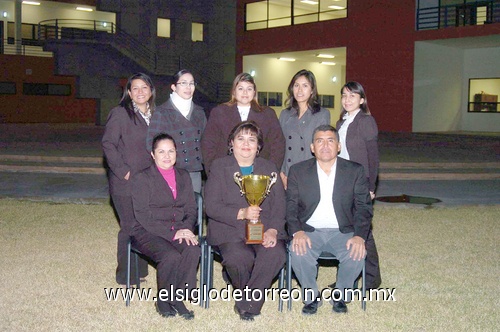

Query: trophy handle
left=233, top=172, right=245, bottom=196
left=265, top=172, right=278, bottom=196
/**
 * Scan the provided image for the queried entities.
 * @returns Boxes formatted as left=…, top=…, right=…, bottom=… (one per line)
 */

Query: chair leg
left=362, top=260, right=366, bottom=311
left=199, top=241, right=206, bottom=308
left=126, top=240, right=131, bottom=307
left=278, top=266, right=285, bottom=312
left=287, top=249, right=292, bottom=311
left=204, top=245, right=213, bottom=309
left=134, top=250, right=140, bottom=289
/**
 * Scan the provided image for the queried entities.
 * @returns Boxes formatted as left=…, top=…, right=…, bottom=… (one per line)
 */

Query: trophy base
left=246, top=220, right=264, bottom=244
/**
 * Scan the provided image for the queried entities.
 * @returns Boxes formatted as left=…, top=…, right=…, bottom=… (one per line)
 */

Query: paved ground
left=0, top=123, right=498, bottom=206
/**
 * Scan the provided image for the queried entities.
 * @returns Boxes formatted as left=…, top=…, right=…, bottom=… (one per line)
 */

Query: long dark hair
left=119, top=72, right=156, bottom=122
left=226, top=73, right=263, bottom=112
left=339, top=81, right=370, bottom=121
left=285, top=69, right=321, bottom=114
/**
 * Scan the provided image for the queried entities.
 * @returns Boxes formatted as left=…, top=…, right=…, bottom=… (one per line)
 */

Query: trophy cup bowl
left=234, top=172, right=277, bottom=244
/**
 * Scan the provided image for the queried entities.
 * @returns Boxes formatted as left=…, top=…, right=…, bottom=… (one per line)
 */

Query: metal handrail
left=35, top=19, right=227, bottom=101
left=417, top=0, right=500, bottom=30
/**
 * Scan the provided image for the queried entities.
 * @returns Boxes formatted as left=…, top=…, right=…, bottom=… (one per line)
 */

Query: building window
left=157, top=18, right=171, bottom=38
left=246, top=0, right=347, bottom=31
left=320, top=95, right=334, bottom=108
left=23, top=83, right=71, bottom=96
left=192, top=22, right=204, bottom=42
left=0, top=82, right=16, bottom=95
left=468, top=78, right=499, bottom=113
left=258, top=91, right=283, bottom=107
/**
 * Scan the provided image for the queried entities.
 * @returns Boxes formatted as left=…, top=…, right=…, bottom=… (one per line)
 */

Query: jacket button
left=180, top=131, right=184, bottom=135
left=183, top=149, right=187, bottom=153
left=184, top=158, right=189, bottom=162
left=288, top=147, right=292, bottom=150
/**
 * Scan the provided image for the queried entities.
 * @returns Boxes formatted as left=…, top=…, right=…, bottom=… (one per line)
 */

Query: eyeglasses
left=176, top=81, right=197, bottom=88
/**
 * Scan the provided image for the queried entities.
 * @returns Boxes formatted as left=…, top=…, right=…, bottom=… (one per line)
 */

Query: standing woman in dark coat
left=147, top=69, right=207, bottom=193
left=279, top=69, right=330, bottom=189
left=131, top=133, right=200, bottom=320
left=102, top=73, right=155, bottom=285
left=336, top=81, right=381, bottom=289
left=201, top=72, right=285, bottom=174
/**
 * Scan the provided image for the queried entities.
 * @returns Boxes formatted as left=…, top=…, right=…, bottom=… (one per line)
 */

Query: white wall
left=243, top=55, right=345, bottom=125
left=413, top=41, right=463, bottom=132
left=461, top=47, right=500, bottom=131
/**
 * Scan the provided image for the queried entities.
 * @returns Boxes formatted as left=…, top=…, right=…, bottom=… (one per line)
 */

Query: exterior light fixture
left=316, top=54, right=335, bottom=59
left=22, top=1, right=41, bottom=5
left=76, top=7, right=93, bottom=12
left=328, top=5, right=346, bottom=10
left=320, top=62, right=336, bottom=65
left=278, top=57, right=296, bottom=62
left=332, top=76, right=338, bottom=82
left=301, top=1, right=319, bottom=5
left=250, top=70, right=256, bottom=77
left=2, top=11, right=7, bottom=18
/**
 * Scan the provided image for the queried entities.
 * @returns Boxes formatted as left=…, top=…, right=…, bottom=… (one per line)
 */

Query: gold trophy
left=234, top=172, right=278, bottom=244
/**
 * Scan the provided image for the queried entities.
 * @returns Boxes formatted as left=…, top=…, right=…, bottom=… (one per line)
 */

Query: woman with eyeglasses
left=147, top=69, right=207, bottom=193
left=201, top=72, right=285, bottom=174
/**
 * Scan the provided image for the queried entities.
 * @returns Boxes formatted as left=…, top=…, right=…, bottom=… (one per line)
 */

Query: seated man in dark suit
left=286, top=124, right=373, bottom=315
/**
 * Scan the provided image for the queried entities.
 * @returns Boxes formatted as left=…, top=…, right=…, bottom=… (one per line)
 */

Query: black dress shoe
left=332, top=299, right=348, bottom=313
left=302, top=299, right=322, bottom=315
left=234, top=305, right=256, bottom=321
left=155, top=302, right=176, bottom=318
left=171, top=302, right=195, bottom=320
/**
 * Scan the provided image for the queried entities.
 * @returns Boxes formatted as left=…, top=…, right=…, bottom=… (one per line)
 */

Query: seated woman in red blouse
left=131, top=133, right=200, bottom=320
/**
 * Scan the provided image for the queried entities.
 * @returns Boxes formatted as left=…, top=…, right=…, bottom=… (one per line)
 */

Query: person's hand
left=370, top=191, right=375, bottom=200
left=291, top=231, right=312, bottom=256
left=174, top=229, right=198, bottom=246
left=280, top=172, right=288, bottom=190
left=346, top=236, right=366, bottom=261
left=239, top=206, right=261, bottom=221
left=262, top=228, right=278, bottom=248
left=124, top=171, right=130, bottom=180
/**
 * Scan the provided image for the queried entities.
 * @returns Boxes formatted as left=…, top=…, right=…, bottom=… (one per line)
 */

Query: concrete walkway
left=0, top=123, right=498, bottom=206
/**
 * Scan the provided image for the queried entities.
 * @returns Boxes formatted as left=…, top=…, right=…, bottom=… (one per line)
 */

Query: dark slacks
left=218, top=241, right=286, bottom=315
left=111, top=194, right=148, bottom=284
left=364, top=229, right=381, bottom=289
left=131, top=226, right=200, bottom=313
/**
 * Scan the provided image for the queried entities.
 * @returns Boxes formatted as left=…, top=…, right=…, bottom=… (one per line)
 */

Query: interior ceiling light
left=76, top=7, right=93, bottom=12
left=316, top=54, right=335, bottom=59
left=328, top=5, right=346, bottom=10
left=320, top=62, right=336, bottom=65
left=278, top=57, right=296, bottom=62
left=22, top=1, right=41, bottom=5
left=301, top=1, right=319, bottom=5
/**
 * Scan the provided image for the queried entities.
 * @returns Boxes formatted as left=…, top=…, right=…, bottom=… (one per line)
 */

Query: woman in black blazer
left=335, top=81, right=381, bottom=289
left=131, top=133, right=200, bottom=320
left=205, top=121, right=286, bottom=321
left=102, top=73, right=156, bottom=285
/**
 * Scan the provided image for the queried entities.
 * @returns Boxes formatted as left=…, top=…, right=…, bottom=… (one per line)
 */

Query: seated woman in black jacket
left=131, top=133, right=200, bottom=320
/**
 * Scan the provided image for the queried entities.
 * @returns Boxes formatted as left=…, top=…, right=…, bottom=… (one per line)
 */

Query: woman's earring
left=256, top=149, right=260, bottom=156
left=229, top=147, right=233, bottom=155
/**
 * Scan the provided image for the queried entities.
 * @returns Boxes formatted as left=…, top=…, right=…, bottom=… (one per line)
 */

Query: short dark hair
left=227, top=121, right=264, bottom=155
left=312, top=124, right=339, bottom=142
left=152, top=133, right=177, bottom=152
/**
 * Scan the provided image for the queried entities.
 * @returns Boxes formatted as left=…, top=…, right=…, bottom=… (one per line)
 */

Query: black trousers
left=132, top=227, right=200, bottom=313
left=218, top=241, right=286, bottom=315
left=363, top=229, right=381, bottom=289
left=111, top=194, right=148, bottom=284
